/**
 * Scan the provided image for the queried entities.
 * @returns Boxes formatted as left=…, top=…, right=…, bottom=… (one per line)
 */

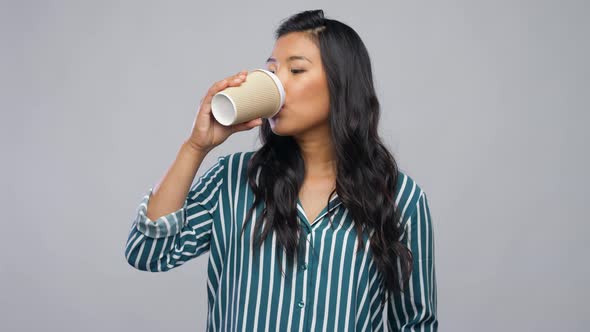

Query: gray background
left=1, top=0, right=588, bottom=331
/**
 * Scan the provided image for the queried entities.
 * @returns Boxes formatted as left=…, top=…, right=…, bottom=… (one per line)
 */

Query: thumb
left=231, top=118, right=263, bottom=133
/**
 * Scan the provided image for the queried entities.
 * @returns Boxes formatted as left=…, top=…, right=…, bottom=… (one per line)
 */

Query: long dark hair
left=239, top=9, right=413, bottom=307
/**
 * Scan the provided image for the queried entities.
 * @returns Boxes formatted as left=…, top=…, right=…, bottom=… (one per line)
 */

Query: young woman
left=125, top=9, right=438, bottom=332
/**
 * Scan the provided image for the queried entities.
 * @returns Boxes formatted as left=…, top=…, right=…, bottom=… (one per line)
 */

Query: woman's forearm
left=145, top=140, right=210, bottom=221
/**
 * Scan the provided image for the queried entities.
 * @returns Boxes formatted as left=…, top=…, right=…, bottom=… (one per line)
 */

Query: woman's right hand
left=186, top=70, right=264, bottom=153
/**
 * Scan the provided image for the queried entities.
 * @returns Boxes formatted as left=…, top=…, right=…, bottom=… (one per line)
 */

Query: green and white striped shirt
left=125, top=151, right=438, bottom=331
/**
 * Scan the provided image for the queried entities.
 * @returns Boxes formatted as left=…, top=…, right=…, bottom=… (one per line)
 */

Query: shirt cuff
left=134, top=187, right=187, bottom=238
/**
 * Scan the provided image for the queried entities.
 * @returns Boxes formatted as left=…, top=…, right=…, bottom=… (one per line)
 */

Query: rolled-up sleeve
left=388, top=191, right=438, bottom=331
left=124, top=154, right=227, bottom=272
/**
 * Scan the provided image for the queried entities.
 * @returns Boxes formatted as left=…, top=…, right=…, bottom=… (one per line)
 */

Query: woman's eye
left=268, top=69, right=305, bottom=74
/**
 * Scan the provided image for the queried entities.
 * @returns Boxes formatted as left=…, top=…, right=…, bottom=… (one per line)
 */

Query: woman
left=125, top=9, right=438, bottom=331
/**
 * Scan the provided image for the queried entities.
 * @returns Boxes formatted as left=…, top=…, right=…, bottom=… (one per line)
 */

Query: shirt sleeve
left=124, top=154, right=227, bottom=272
left=387, top=191, right=438, bottom=331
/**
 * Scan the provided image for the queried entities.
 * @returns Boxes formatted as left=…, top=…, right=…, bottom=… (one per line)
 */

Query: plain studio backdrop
left=1, top=0, right=588, bottom=331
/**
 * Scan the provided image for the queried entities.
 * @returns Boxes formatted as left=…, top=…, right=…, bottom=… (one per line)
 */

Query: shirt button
left=301, top=263, right=307, bottom=270
left=297, top=301, right=305, bottom=308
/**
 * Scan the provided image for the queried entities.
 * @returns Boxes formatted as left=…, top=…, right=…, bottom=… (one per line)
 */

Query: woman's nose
left=272, top=67, right=288, bottom=87
left=275, top=73, right=287, bottom=88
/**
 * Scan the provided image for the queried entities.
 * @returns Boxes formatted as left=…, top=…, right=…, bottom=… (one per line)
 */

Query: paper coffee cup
left=211, top=69, right=285, bottom=126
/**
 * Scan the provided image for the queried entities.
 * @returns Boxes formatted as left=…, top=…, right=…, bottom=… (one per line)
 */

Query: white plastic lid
left=255, top=69, right=285, bottom=116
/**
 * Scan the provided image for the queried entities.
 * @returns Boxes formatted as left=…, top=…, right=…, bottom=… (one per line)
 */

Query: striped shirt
left=125, top=151, right=438, bottom=331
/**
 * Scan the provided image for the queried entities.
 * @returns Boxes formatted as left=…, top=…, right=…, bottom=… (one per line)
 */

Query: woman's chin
left=269, top=118, right=292, bottom=136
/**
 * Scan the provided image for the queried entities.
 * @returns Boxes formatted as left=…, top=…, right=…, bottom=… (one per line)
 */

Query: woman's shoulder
left=220, top=151, right=257, bottom=166
left=394, top=169, right=427, bottom=224
left=216, top=151, right=257, bottom=183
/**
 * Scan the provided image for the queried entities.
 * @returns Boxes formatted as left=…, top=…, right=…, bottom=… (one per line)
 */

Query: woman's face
left=265, top=32, right=330, bottom=136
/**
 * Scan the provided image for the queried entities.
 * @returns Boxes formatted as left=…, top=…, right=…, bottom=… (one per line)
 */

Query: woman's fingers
left=227, top=70, right=248, bottom=86
left=200, top=79, right=229, bottom=110
left=230, top=118, right=263, bottom=133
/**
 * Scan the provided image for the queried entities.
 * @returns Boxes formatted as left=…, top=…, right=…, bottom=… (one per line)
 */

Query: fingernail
left=233, top=78, right=240, bottom=83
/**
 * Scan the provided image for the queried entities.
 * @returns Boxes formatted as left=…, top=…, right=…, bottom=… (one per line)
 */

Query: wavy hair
left=239, top=9, right=413, bottom=307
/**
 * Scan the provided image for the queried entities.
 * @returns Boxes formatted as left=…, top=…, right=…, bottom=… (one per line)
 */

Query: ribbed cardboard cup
left=211, top=69, right=285, bottom=126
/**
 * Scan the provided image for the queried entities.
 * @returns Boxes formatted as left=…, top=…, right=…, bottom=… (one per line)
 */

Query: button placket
left=302, top=232, right=316, bottom=330
left=299, top=244, right=310, bottom=311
